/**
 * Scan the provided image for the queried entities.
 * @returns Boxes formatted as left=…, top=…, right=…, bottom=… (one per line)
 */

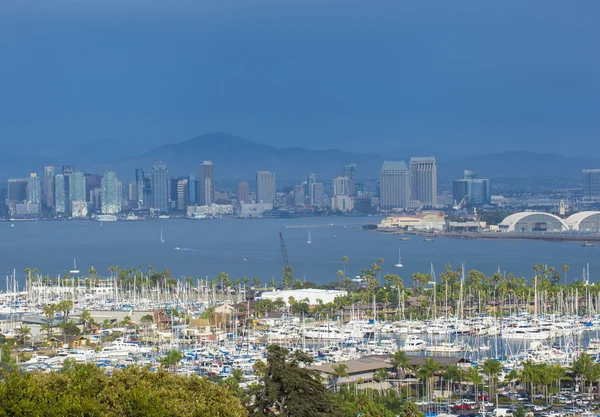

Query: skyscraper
left=410, top=157, right=437, bottom=205
left=69, top=171, right=86, bottom=208
left=134, top=169, right=145, bottom=208
left=452, top=170, right=491, bottom=206
left=43, top=166, right=55, bottom=208
left=343, top=164, right=357, bottom=196
left=256, top=171, right=276, bottom=204
left=27, top=173, right=41, bottom=204
left=54, top=174, right=66, bottom=214
left=312, top=183, right=325, bottom=207
left=101, top=171, right=121, bottom=214
left=177, top=178, right=189, bottom=211
left=188, top=175, right=196, bottom=206
left=332, top=176, right=350, bottom=196
left=199, top=161, right=214, bottom=206
left=583, top=169, right=600, bottom=202
left=84, top=174, right=102, bottom=203
left=294, top=184, right=305, bottom=207
left=379, top=161, right=410, bottom=211
left=237, top=182, right=250, bottom=204
left=151, top=161, right=169, bottom=212
left=305, top=174, right=317, bottom=205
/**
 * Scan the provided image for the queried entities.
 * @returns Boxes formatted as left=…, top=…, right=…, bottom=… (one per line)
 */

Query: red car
left=453, top=404, right=476, bottom=411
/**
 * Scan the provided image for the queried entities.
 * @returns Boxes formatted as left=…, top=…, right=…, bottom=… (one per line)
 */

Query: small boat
left=307, top=231, right=312, bottom=244
left=69, top=259, right=80, bottom=275
left=174, top=247, right=180, bottom=250
left=424, top=237, right=435, bottom=242
left=160, top=229, right=164, bottom=243
left=582, top=241, right=595, bottom=247
left=395, top=249, right=403, bottom=268
left=10, top=224, right=14, bottom=228
left=398, top=237, right=410, bottom=241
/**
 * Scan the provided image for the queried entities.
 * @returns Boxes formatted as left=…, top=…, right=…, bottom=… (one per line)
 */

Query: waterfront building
left=499, top=212, right=566, bottom=232
left=54, top=174, right=66, bottom=214
left=69, top=171, right=86, bottom=212
left=343, top=164, right=357, bottom=196
left=199, top=161, right=214, bottom=206
left=566, top=211, right=600, bottom=232
left=43, top=166, right=55, bottom=208
left=237, top=182, right=250, bottom=205
left=332, top=176, right=349, bottom=196
left=261, top=289, right=347, bottom=306
left=71, top=200, right=88, bottom=218
left=151, top=161, right=169, bottom=212
left=452, top=170, right=491, bottom=206
left=379, top=211, right=446, bottom=231
left=583, top=169, right=600, bottom=202
left=256, top=171, right=276, bottom=204
left=101, top=171, right=121, bottom=214
left=410, top=157, right=437, bottom=205
left=379, top=161, right=410, bottom=211
left=239, top=202, right=273, bottom=218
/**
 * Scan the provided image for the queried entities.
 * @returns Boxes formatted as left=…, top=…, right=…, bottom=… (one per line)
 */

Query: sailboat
left=70, top=259, right=80, bottom=274
left=307, top=231, right=312, bottom=244
left=395, top=249, right=403, bottom=268
left=160, top=229, right=165, bottom=243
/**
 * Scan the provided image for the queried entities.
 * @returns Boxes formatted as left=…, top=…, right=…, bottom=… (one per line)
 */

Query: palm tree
left=253, top=277, right=261, bottom=288
left=482, top=358, right=503, bottom=405
left=562, top=264, right=570, bottom=286
left=80, top=310, right=92, bottom=335
left=42, top=303, right=57, bottom=337
left=373, top=368, right=389, bottom=393
left=16, top=325, right=31, bottom=345
left=393, top=350, right=410, bottom=380
left=331, top=363, right=348, bottom=392
left=88, top=266, right=97, bottom=279
left=444, top=364, right=464, bottom=397
left=417, top=358, right=441, bottom=402
left=159, top=349, right=183, bottom=373
left=466, top=366, right=483, bottom=404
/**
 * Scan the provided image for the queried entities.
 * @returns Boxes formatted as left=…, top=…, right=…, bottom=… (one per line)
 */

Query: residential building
left=378, top=211, right=446, bottom=231
left=101, top=171, right=121, bottom=214
left=312, top=183, right=325, bottom=207
left=71, top=200, right=87, bottom=218
left=188, top=175, right=196, bottom=206
left=343, top=164, right=357, bottom=196
left=410, top=157, right=437, bottom=205
left=331, top=195, right=353, bottom=212
left=26, top=173, right=41, bottom=213
left=128, top=181, right=137, bottom=204
left=305, top=174, right=317, bottom=204
left=583, top=169, right=600, bottom=202
left=135, top=168, right=145, bottom=208
left=294, top=184, right=305, bottom=206
left=452, top=170, right=491, bottom=206
left=54, top=174, right=66, bottom=214
left=43, top=166, right=55, bottom=208
left=151, top=161, right=169, bottom=212
left=379, top=161, right=410, bottom=211
left=256, top=171, right=276, bottom=204
left=237, top=182, right=250, bottom=205
left=199, top=161, right=214, bottom=206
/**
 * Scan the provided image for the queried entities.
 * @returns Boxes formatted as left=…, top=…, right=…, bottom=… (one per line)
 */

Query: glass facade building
left=151, top=161, right=169, bottom=212
left=101, top=170, right=121, bottom=214
left=583, top=169, right=600, bottom=202
left=452, top=170, right=491, bottom=206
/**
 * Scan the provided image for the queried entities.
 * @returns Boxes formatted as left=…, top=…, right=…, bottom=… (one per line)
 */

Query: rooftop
left=381, top=160, right=408, bottom=171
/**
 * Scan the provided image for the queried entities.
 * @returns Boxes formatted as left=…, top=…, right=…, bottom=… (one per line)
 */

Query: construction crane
left=279, top=232, right=289, bottom=267
left=453, top=194, right=468, bottom=211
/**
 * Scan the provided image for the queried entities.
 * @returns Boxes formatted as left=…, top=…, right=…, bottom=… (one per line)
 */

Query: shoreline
left=380, top=228, right=600, bottom=243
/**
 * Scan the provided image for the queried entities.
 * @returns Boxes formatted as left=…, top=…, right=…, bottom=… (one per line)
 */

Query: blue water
left=0, top=218, right=598, bottom=286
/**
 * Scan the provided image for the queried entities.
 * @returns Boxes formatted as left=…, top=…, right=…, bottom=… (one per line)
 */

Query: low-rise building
left=378, top=211, right=446, bottom=231
left=259, top=288, right=347, bottom=306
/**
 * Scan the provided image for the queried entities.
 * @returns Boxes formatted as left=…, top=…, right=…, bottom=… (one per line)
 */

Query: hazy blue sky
left=0, top=0, right=598, bottom=157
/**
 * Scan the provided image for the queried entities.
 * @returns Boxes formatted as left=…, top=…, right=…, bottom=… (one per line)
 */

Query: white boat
left=501, top=322, right=551, bottom=340
left=402, top=336, right=428, bottom=351
left=96, top=214, right=117, bottom=222
left=395, top=249, right=403, bottom=268
left=69, top=259, right=80, bottom=274
left=10, top=224, right=14, bottom=228
left=307, top=231, right=312, bottom=244
left=160, top=229, right=164, bottom=243
left=425, top=342, right=470, bottom=353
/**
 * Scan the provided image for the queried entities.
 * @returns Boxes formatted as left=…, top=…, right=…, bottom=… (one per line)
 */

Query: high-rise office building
left=343, top=164, right=357, bottom=196
left=188, top=175, right=196, bottom=206
left=312, top=183, right=325, bottom=207
left=256, top=171, right=276, bottom=204
left=135, top=169, right=145, bottom=208
left=43, top=166, right=55, bottom=208
left=101, top=171, right=121, bottom=214
left=410, top=157, right=437, bottom=205
left=237, top=182, right=250, bottom=204
left=294, top=184, right=306, bottom=207
left=151, top=161, right=169, bottom=212
left=177, top=178, right=189, bottom=211
left=199, top=161, right=214, bottom=206
left=7, top=179, right=27, bottom=202
left=128, top=181, right=137, bottom=203
left=68, top=171, right=86, bottom=205
left=452, top=170, right=491, bottom=206
left=61, top=165, right=75, bottom=206
left=583, top=169, right=600, bottom=202
left=54, top=174, right=66, bottom=213
left=305, top=174, right=317, bottom=205
left=332, top=176, right=350, bottom=196
left=379, top=161, right=410, bottom=211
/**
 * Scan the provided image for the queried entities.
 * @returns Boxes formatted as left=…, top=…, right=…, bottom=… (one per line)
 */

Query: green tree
left=159, top=349, right=183, bottom=373
left=482, top=358, right=503, bottom=403
left=249, top=345, right=334, bottom=417
left=416, top=358, right=440, bottom=402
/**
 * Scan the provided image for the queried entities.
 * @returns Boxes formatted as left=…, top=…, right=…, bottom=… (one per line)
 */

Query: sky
left=0, top=0, right=598, bottom=158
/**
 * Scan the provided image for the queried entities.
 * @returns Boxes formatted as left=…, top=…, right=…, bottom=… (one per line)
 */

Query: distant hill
left=106, top=132, right=386, bottom=181
left=2, top=133, right=599, bottom=185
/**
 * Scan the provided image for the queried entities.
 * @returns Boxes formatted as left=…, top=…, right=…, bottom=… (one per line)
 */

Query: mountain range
left=2, top=132, right=598, bottom=183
